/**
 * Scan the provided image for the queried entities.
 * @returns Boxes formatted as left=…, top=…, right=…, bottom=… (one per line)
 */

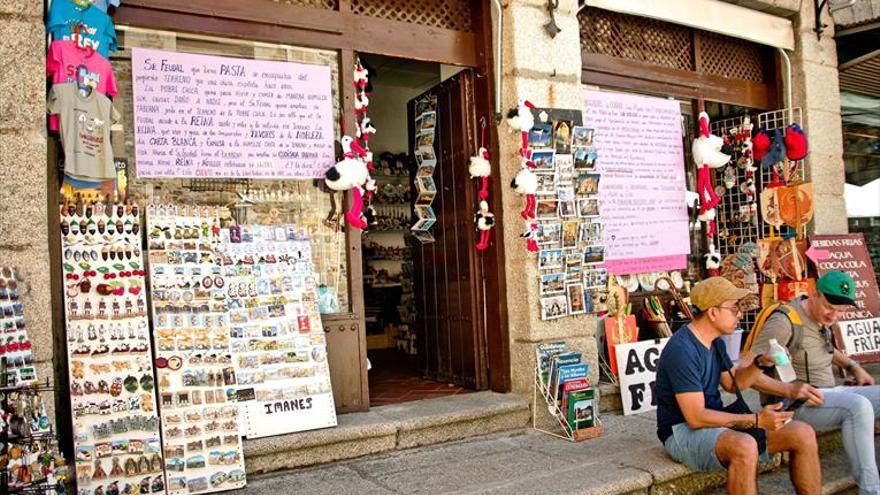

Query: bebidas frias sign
left=811, top=234, right=880, bottom=362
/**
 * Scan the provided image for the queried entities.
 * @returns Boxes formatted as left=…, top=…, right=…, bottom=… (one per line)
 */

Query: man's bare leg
left=716, top=430, right=759, bottom=495
left=767, top=419, right=821, bottom=495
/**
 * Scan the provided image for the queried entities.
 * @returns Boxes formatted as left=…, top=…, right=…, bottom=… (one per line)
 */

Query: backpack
left=742, top=302, right=805, bottom=355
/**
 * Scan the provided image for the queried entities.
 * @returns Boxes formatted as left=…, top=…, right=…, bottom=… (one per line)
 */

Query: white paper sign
left=242, top=393, right=337, bottom=438
left=838, top=318, right=880, bottom=356
left=615, top=338, right=668, bottom=416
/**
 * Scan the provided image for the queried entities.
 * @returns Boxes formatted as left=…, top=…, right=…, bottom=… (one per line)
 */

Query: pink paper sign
left=131, top=48, right=335, bottom=179
left=582, top=90, right=690, bottom=275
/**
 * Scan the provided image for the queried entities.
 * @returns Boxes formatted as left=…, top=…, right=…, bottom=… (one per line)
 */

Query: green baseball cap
left=816, top=271, right=857, bottom=306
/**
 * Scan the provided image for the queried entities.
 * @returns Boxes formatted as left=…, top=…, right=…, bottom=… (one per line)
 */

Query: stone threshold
left=241, top=391, right=530, bottom=474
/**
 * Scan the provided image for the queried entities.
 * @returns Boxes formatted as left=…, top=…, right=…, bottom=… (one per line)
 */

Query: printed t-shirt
left=47, top=40, right=117, bottom=130
left=89, top=0, right=121, bottom=12
left=750, top=298, right=835, bottom=387
left=655, top=326, right=733, bottom=443
left=47, top=0, right=117, bottom=58
left=48, top=82, right=120, bottom=181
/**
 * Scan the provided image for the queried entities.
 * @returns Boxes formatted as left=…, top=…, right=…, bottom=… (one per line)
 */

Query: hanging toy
left=324, top=136, right=369, bottom=230
left=506, top=99, right=536, bottom=151
left=691, top=112, right=731, bottom=239
left=357, top=116, right=377, bottom=142
left=511, top=167, right=537, bottom=220
left=469, top=147, right=492, bottom=200
left=474, top=201, right=495, bottom=251
left=521, top=221, right=539, bottom=253
left=736, top=116, right=754, bottom=170
left=704, top=243, right=721, bottom=277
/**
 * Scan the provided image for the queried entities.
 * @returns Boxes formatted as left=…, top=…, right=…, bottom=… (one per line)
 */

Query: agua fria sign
left=810, top=234, right=880, bottom=362
left=615, top=338, right=668, bottom=416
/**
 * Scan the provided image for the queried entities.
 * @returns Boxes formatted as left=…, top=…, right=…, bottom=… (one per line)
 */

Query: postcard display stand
left=532, top=342, right=603, bottom=442
left=60, top=204, right=166, bottom=495
left=145, top=206, right=247, bottom=495
left=217, top=225, right=337, bottom=438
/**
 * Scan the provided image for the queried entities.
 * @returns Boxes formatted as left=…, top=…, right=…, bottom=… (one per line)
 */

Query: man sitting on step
left=655, top=277, right=824, bottom=495
left=751, top=271, right=880, bottom=495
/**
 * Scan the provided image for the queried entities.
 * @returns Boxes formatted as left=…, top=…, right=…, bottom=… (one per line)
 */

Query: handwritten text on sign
left=131, top=48, right=334, bottom=179
left=582, top=90, right=689, bottom=275
left=615, top=338, right=668, bottom=416
left=839, top=318, right=880, bottom=357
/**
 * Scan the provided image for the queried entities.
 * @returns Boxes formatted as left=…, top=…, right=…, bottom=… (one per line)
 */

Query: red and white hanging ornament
left=691, top=112, right=731, bottom=239
left=521, top=221, right=540, bottom=253
left=470, top=117, right=495, bottom=251
left=704, top=242, right=721, bottom=277
left=474, top=201, right=495, bottom=251
left=324, top=136, right=369, bottom=230
left=353, top=56, right=377, bottom=227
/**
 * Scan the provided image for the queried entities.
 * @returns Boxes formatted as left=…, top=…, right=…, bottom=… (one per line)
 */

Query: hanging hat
left=752, top=128, right=771, bottom=161
left=760, top=129, right=786, bottom=169
left=784, top=124, right=808, bottom=160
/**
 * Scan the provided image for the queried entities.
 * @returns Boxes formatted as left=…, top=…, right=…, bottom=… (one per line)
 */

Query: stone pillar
left=495, top=0, right=598, bottom=396
left=0, top=2, right=55, bottom=415
left=791, top=1, right=849, bottom=234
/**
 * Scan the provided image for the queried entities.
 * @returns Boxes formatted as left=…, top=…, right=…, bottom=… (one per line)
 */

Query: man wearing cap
left=656, top=277, right=823, bottom=495
left=752, top=271, right=880, bottom=495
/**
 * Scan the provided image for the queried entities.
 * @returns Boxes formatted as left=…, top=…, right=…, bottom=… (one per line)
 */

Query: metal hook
left=544, top=0, right=562, bottom=38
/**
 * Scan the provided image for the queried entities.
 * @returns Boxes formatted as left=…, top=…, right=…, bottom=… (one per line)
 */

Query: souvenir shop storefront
left=1, top=1, right=513, bottom=494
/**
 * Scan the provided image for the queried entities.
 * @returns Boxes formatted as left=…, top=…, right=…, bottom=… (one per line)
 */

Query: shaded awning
left=840, top=50, right=880, bottom=98
left=581, top=0, right=794, bottom=50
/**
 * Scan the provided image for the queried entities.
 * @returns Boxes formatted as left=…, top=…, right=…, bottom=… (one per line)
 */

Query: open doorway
left=358, top=54, right=485, bottom=406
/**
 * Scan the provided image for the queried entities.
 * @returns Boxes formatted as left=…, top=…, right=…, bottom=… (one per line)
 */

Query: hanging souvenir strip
left=60, top=202, right=166, bottom=495
left=217, top=225, right=337, bottom=438
left=0, top=267, right=36, bottom=385
left=411, top=95, right=438, bottom=243
left=145, top=205, right=247, bottom=495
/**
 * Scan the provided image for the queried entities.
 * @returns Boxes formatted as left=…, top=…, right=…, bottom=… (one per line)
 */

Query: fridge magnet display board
left=217, top=225, right=337, bottom=438
left=146, top=205, right=247, bottom=494
left=60, top=202, right=166, bottom=495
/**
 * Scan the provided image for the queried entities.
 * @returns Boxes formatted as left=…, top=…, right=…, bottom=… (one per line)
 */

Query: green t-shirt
left=47, top=82, right=119, bottom=181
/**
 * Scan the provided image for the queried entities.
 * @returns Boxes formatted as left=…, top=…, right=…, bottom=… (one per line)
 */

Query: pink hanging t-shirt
left=47, top=40, right=117, bottom=130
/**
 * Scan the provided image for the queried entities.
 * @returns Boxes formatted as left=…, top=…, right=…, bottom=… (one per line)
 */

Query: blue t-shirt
left=48, top=0, right=118, bottom=58
left=655, top=325, right=733, bottom=443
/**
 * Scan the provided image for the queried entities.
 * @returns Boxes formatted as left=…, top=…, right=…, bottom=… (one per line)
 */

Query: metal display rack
left=532, top=365, right=603, bottom=442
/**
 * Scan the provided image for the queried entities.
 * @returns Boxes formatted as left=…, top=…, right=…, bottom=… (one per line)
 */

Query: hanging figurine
left=352, top=56, right=377, bottom=229
left=474, top=201, right=495, bottom=251
left=691, top=112, right=731, bottom=239
left=324, top=136, right=369, bottom=230
left=469, top=147, right=491, bottom=200
left=506, top=99, right=536, bottom=152
left=704, top=242, right=722, bottom=277
left=511, top=167, right=538, bottom=220
left=521, top=221, right=539, bottom=253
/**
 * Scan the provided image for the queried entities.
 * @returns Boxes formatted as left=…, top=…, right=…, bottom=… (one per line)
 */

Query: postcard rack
left=532, top=364, right=603, bottom=442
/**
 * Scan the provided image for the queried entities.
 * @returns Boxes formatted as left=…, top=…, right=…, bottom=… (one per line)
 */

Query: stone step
left=241, top=391, right=530, bottom=474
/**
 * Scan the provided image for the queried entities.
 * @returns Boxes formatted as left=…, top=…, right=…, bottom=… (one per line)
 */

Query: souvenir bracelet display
left=217, top=225, right=337, bottom=438
left=146, top=205, right=246, bottom=495
left=60, top=202, right=165, bottom=495
left=0, top=268, right=35, bottom=386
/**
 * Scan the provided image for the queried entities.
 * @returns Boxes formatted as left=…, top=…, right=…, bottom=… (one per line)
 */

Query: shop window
left=110, top=27, right=350, bottom=313
left=350, top=0, right=473, bottom=33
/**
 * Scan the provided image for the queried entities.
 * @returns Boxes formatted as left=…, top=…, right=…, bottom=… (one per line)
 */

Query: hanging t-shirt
left=47, top=0, right=117, bottom=58
left=89, top=0, right=121, bottom=12
left=47, top=40, right=117, bottom=131
left=48, top=82, right=120, bottom=181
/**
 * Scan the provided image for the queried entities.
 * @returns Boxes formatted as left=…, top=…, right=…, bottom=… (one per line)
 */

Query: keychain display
left=60, top=201, right=165, bottom=495
left=1, top=386, right=68, bottom=492
left=0, top=267, right=36, bottom=386
left=146, top=205, right=247, bottom=495
left=217, top=225, right=337, bottom=438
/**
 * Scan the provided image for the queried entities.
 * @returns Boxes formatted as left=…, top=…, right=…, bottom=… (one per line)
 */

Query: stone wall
left=790, top=1, right=850, bottom=234
left=495, top=0, right=599, bottom=396
left=0, top=1, right=55, bottom=417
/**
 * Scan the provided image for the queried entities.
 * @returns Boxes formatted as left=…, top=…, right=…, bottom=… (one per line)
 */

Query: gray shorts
left=663, top=422, right=772, bottom=472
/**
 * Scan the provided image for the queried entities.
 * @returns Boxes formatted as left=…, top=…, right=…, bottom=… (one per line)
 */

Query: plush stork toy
left=692, top=112, right=731, bottom=239
left=325, top=136, right=369, bottom=230
left=506, top=99, right=536, bottom=152
left=474, top=201, right=495, bottom=251
left=521, top=222, right=539, bottom=253
left=511, top=167, right=538, bottom=220
left=704, top=242, right=722, bottom=277
left=469, top=147, right=491, bottom=200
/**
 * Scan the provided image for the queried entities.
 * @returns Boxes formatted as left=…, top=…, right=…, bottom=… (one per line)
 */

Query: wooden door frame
left=111, top=0, right=512, bottom=405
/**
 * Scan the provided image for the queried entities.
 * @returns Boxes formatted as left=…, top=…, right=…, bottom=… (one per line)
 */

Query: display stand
left=531, top=365, right=603, bottom=442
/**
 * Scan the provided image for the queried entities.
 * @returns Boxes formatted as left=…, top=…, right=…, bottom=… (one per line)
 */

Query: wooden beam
left=582, top=52, right=775, bottom=109
left=115, top=2, right=477, bottom=67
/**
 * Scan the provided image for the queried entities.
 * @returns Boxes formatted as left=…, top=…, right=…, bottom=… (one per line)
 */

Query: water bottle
left=768, top=338, right=797, bottom=382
